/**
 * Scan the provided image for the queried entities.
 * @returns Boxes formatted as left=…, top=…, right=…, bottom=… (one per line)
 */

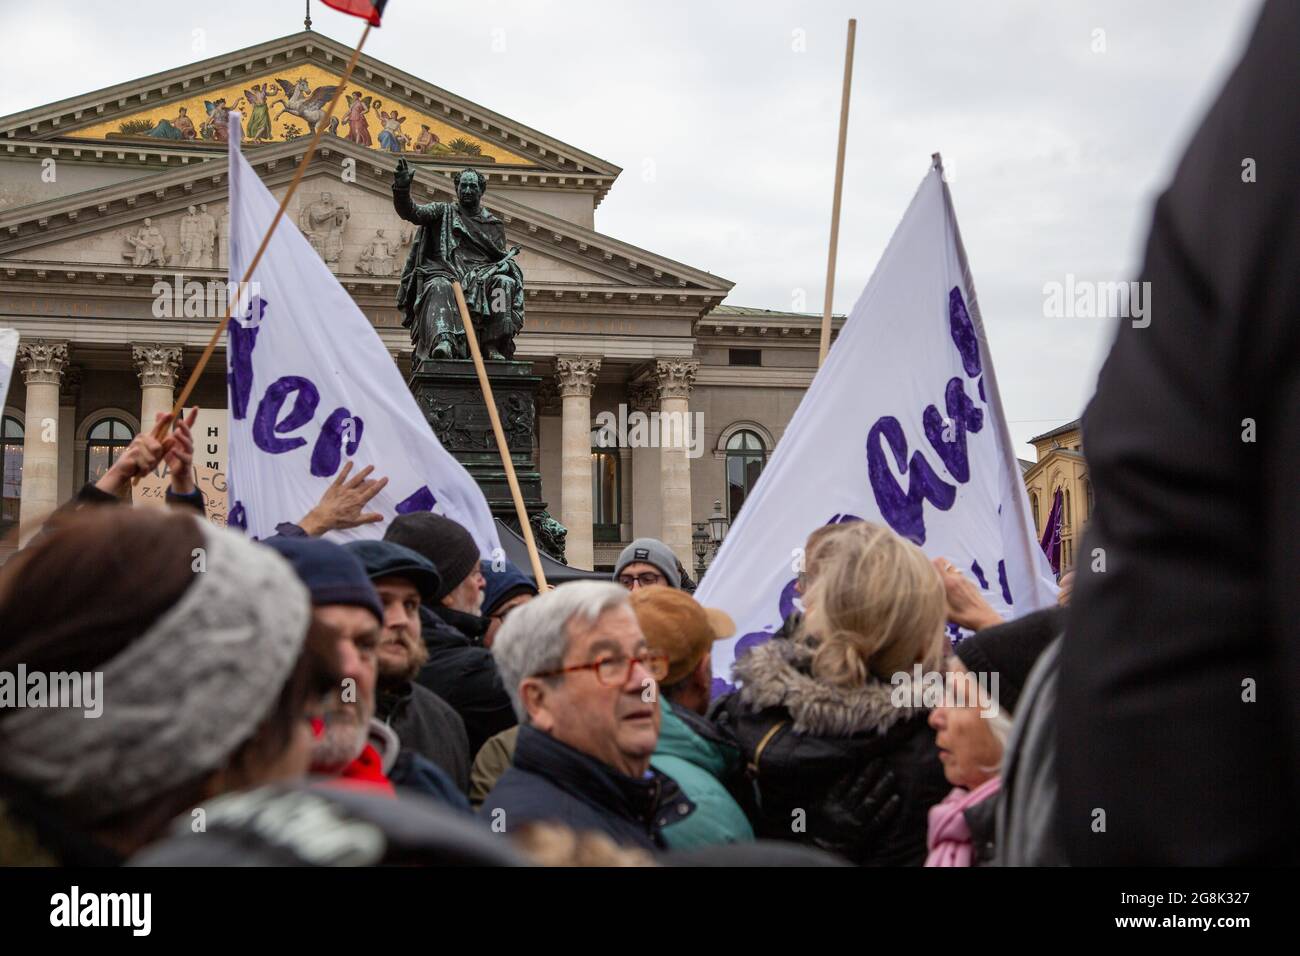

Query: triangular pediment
left=66, top=64, right=537, bottom=167
left=1022, top=446, right=1085, bottom=483
left=0, top=31, right=620, bottom=183
left=0, top=137, right=732, bottom=308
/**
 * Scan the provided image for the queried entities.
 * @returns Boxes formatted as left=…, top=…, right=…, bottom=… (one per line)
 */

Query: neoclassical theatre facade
left=0, top=31, right=832, bottom=570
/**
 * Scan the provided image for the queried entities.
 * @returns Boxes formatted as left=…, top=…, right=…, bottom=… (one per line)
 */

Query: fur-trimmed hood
left=730, top=636, right=922, bottom=737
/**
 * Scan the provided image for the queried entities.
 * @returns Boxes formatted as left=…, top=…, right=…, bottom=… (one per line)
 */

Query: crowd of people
left=0, top=0, right=1295, bottom=869
left=0, top=417, right=1066, bottom=866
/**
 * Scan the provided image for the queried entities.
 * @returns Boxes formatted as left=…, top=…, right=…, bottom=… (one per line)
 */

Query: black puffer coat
left=712, top=637, right=948, bottom=866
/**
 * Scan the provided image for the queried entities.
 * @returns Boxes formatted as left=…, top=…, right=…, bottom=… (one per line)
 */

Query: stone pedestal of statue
left=408, top=358, right=567, bottom=562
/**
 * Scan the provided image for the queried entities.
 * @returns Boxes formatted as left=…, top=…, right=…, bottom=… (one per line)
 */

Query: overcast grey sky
left=1, top=0, right=1264, bottom=454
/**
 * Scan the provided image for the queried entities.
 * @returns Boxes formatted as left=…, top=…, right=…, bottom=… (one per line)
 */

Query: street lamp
left=692, top=524, right=710, bottom=577
left=707, top=499, right=729, bottom=547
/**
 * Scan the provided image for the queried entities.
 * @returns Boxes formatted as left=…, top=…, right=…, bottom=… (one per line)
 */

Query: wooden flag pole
left=138, top=22, right=373, bottom=459
left=451, top=281, right=550, bottom=590
left=818, top=18, right=856, bottom=367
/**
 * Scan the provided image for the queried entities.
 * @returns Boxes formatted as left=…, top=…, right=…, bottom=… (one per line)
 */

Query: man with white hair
left=482, top=581, right=695, bottom=851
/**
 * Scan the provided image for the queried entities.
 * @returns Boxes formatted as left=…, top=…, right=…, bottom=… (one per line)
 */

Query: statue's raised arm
left=392, top=158, right=429, bottom=225
left=394, top=157, right=416, bottom=191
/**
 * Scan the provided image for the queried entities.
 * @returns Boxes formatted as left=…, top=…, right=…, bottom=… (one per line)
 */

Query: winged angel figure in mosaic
left=272, top=78, right=342, bottom=136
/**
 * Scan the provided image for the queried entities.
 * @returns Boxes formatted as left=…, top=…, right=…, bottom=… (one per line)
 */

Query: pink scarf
left=924, top=776, right=1001, bottom=867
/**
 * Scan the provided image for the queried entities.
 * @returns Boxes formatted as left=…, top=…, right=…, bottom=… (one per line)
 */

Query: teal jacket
left=652, top=697, right=754, bottom=849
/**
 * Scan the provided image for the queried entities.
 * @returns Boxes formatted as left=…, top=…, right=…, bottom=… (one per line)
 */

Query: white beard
left=310, top=711, right=368, bottom=774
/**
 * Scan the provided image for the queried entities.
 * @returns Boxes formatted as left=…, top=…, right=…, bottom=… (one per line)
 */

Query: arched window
left=1030, top=492, right=1040, bottom=532
left=2, top=415, right=23, bottom=527
left=85, top=417, right=135, bottom=486
left=725, top=429, right=767, bottom=519
left=590, top=427, right=621, bottom=543
left=1083, top=478, right=1093, bottom=521
left=1063, top=489, right=1072, bottom=529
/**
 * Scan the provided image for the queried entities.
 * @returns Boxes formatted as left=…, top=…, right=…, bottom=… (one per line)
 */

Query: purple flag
left=1039, top=487, right=1063, bottom=576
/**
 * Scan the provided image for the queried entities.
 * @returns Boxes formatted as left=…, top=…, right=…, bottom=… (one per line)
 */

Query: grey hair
left=491, top=580, right=630, bottom=724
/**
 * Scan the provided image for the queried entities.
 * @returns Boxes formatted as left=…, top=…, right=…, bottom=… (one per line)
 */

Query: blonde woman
left=712, top=521, right=951, bottom=865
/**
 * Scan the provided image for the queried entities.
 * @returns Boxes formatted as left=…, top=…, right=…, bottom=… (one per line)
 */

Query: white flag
left=698, top=160, right=1057, bottom=692
left=223, top=113, right=501, bottom=554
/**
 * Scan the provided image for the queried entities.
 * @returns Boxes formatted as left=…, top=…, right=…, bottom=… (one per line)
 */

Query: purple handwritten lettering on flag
left=222, top=111, right=500, bottom=552
left=697, top=161, right=1058, bottom=694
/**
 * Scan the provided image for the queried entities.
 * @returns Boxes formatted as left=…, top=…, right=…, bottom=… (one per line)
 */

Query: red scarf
left=311, top=717, right=395, bottom=797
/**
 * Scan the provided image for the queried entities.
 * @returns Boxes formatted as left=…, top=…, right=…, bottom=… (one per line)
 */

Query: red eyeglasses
left=533, top=652, right=670, bottom=687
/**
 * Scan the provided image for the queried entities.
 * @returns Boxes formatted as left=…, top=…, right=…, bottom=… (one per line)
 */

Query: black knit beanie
left=384, top=513, right=480, bottom=602
left=954, top=607, right=1064, bottom=715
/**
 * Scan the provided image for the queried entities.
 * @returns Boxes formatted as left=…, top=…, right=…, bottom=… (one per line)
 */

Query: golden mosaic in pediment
left=65, top=64, right=534, bottom=165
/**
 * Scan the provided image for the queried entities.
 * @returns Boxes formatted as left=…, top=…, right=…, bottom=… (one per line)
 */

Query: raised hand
left=394, top=156, right=415, bottom=190
left=932, top=557, right=1004, bottom=632
left=165, top=407, right=201, bottom=496
left=298, top=461, right=390, bottom=536
left=96, top=413, right=174, bottom=495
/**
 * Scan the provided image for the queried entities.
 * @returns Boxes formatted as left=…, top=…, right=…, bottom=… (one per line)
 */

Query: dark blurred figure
left=1059, top=0, right=1300, bottom=864
left=0, top=508, right=334, bottom=864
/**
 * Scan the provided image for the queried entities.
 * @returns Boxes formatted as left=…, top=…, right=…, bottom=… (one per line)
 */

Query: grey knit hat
left=613, top=538, right=681, bottom=588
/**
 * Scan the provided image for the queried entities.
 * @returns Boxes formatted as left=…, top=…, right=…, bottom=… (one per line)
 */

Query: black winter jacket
left=414, top=605, right=517, bottom=757
left=963, top=791, right=998, bottom=867
left=712, top=637, right=948, bottom=866
left=481, top=725, right=693, bottom=852
left=377, top=680, right=472, bottom=795
left=1059, top=0, right=1300, bottom=864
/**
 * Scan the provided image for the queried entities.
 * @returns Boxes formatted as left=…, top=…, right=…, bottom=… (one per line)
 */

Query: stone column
left=133, top=344, right=183, bottom=433
left=628, top=379, right=661, bottom=542
left=555, top=355, right=602, bottom=571
left=654, top=359, right=698, bottom=571
left=17, top=341, right=68, bottom=544
left=57, top=366, right=82, bottom=505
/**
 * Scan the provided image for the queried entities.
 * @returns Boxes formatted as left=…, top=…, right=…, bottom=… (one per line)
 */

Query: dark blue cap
left=344, top=539, right=442, bottom=604
left=481, top=559, right=538, bottom=617
left=262, top=535, right=383, bottom=624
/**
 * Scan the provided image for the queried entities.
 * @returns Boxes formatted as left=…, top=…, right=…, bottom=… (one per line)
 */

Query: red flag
left=319, top=0, right=388, bottom=26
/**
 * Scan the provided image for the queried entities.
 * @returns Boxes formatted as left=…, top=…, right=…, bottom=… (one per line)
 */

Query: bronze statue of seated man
left=393, top=158, right=524, bottom=362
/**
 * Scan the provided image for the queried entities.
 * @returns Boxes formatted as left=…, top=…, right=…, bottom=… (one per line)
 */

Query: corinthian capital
left=132, top=344, right=183, bottom=388
left=555, top=355, right=602, bottom=398
left=627, top=379, right=658, bottom=414
left=18, top=340, right=69, bottom=386
left=653, top=359, right=698, bottom=401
